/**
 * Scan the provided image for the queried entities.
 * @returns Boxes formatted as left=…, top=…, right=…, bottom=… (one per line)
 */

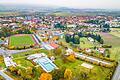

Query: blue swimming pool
left=41, top=62, right=55, bottom=72
left=35, top=57, right=57, bottom=72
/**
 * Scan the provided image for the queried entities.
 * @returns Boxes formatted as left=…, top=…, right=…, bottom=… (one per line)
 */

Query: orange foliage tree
left=39, top=73, right=52, bottom=80
left=66, top=54, right=76, bottom=62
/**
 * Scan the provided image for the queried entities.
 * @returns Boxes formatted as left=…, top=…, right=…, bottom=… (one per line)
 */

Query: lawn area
left=12, top=49, right=49, bottom=67
left=9, top=34, right=35, bottom=47
left=80, top=38, right=99, bottom=48
left=55, top=56, right=111, bottom=80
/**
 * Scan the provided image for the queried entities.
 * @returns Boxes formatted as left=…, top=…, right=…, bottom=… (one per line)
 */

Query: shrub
left=102, top=45, right=112, bottom=48
left=54, top=47, right=62, bottom=55
left=8, top=46, right=15, bottom=50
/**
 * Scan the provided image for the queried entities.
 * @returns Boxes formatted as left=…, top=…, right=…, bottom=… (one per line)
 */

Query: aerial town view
left=0, top=0, right=120, bottom=80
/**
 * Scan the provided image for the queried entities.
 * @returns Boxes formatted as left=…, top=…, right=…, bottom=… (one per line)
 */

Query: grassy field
left=80, top=38, right=100, bottom=48
left=9, top=35, right=35, bottom=47
left=0, top=12, right=20, bottom=17
left=110, top=32, right=120, bottom=38
left=50, top=12, right=73, bottom=16
left=50, top=12, right=99, bottom=16
left=98, top=32, right=120, bottom=61
left=110, top=28, right=120, bottom=37
left=55, top=55, right=111, bottom=80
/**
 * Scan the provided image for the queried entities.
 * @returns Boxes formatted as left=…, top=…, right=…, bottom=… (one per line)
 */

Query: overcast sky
left=0, top=0, right=120, bottom=9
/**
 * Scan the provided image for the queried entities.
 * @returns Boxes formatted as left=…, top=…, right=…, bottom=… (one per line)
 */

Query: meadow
left=98, top=32, right=120, bottom=61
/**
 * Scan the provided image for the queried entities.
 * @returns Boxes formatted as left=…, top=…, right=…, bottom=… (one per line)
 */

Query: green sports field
left=9, top=35, right=35, bottom=47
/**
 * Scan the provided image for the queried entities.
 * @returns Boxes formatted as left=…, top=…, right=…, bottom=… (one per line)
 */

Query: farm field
left=98, top=32, right=120, bottom=61
left=110, top=32, right=120, bottom=38
left=9, top=34, right=35, bottom=48
left=110, top=28, right=120, bottom=37
left=0, top=12, right=20, bottom=17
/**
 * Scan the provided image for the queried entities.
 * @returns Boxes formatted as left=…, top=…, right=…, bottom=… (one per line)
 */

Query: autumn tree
left=64, top=69, right=72, bottom=80
left=32, top=66, right=42, bottom=78
left=51, top=67, right=66, bottom=80
left=39, top=73, right=52, bottom=80
left=66, top=54, right=76, bottom=62
left=54, top=47, right=62, bottom=55
left=8, top=66, right=17, bottom=73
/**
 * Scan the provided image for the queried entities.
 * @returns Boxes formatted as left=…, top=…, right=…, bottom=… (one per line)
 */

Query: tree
left=54, top=47, right=62, bottom=55
left=17, top=69, right=22, bottom=76
left=31, top=27, right=37, bottom=33
left=102, top=23, right=110, bottom=32
left=1, top=27, right=12, bottom=37
left=51, top=66, right=65, bottom=80
left=66, top=54, right=76, bottom=62
left=64, top=69, right=72, bottom=80
left=73, top=35, right=80, bottom=44
left=39, top=73, right=52, bottom=80
left=8, top=66, right=17, bottom=72
left=100, top=39, right=104, bottom=44
left=8, top=46, right=15, bottom=50
left=32, top=66, right=42, bottom=78
left=79, top=71, right=89, bottom=80
left=1, top=37, right=5, bottom=40
left=65, top=34, right=71, bottom=43
left=26, top=67, right=33, bottom=75
left=19, top=68, right=26, bottom=78
left=0, top=75, right=5, bottom=80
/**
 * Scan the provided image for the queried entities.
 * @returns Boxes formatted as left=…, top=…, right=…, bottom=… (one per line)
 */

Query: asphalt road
left=112, top=62, right=120, bottom=80
left=0, top=70, right=13, bottom=80
left=0, top=48, right=32, bottom=55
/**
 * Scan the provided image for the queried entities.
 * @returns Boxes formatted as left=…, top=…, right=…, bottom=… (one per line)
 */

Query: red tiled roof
left=50, top=43, right=59, bottom=49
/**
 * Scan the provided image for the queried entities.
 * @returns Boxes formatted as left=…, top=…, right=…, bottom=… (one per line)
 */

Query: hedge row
left=8, top=45, right=34, bottom=50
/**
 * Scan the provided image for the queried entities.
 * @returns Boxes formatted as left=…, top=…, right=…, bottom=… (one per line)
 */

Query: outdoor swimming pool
left=34, top=57, right=58, bottom=72
left=40, top=62, right=56, bottom=72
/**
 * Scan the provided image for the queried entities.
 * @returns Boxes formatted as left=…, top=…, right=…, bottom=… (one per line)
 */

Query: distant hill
left=0, top=4, right=120, bottom=16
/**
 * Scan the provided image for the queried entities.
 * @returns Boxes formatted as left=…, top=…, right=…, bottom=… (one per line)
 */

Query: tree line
left=65, top=32, right=104, bottom=44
